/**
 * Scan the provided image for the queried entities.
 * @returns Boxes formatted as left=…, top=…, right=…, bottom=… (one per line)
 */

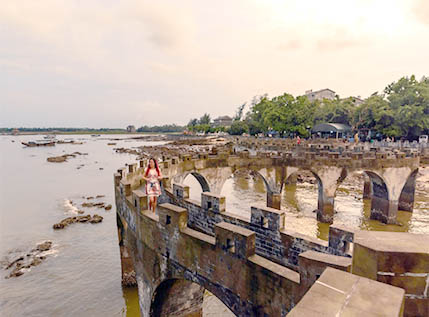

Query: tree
left=384, top=75, right=429, bottom=139
left=187, top=118, right=198, bottom=127
left=234, top=103, right=246, bottom=121
left=313, top=98, right=354, bottom=126
left=229, top=121, right=249, bottom=135
left=199, top=113, right=211, bottom=125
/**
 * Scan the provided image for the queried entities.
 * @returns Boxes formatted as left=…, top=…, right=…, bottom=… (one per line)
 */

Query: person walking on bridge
left=143, top=158, right=163, bottom=213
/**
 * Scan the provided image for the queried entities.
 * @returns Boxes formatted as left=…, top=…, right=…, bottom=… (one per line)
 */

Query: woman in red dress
left=143, top=158, right=162, bottom=213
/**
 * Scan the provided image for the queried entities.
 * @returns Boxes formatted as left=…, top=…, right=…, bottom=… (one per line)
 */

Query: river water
left=0, top=135, right=428, bottom=316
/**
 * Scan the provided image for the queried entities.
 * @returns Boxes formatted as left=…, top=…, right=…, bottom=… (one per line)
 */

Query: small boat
left=22, top=141, right=56, bottom=147
left=43, top=135, right=57, bottom=140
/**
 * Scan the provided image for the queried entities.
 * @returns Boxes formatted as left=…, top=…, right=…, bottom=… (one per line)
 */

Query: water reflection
left=122, top=286, right=140, bottom=317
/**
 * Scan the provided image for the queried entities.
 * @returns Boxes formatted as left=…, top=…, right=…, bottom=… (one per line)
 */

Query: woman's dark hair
left=145, top=158, right=160, bottom=177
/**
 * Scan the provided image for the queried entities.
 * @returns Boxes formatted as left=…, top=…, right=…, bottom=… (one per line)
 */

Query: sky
left=1, top=0, right=429, bottom=128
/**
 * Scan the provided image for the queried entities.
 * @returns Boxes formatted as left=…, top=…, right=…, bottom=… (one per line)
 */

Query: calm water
left=0, top=135, right=428, bottom=316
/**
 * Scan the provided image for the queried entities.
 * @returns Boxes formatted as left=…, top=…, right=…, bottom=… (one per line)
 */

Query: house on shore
left=304, top=88, right=336, bottom=102
left=212, top=115, right=233, bottom=128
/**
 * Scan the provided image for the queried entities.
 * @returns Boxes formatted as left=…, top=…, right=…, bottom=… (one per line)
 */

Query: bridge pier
left=317, top=191, right=335, bottom=223
left=267, top=191, right=281, bottom=209
left=116, top=214, right=137, bottom=287
left=313, top=167, right=346, bottom=224
left=363, top=173, right=372, bottom=199
left=367, top=168, right=416, bottom=224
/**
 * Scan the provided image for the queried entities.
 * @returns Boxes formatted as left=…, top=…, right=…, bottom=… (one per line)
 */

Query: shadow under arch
left=364, top=171, right=389, bottom=222
left=150, top=278, right=236, bottom=317
left=399, top=168, right=418, bottom=212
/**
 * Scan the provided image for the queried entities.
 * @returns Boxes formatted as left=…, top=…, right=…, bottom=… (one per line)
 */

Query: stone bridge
left=154, top=147, right=419, bottom=225
left=114, top=157, right=428, bottom=316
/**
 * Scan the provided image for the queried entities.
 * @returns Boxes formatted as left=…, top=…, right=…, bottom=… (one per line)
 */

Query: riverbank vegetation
left=189, top=75, right=429, bottom=140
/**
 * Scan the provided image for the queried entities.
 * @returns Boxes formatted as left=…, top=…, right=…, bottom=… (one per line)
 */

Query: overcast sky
left=1, top=0, right=429, bottom=128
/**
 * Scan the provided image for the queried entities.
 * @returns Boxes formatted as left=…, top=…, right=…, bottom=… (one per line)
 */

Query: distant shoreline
left=1, top=131, right=183, bottom=136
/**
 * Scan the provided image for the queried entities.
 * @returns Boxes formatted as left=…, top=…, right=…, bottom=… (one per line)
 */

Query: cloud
left=315, top=26, right=370, bottom=51
left=413, top=0, right=429, bottom=26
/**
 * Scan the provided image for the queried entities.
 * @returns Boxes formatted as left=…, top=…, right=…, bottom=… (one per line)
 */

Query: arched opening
left=282, top=170, right=318, bottom=216
left=281, top=170, right=321, bottom=238
left=333, top=171, right=366, bottom=227
left=219, top=169, right=269, bottom=219
left=399, top=169, right=418, bottom=212
left=150, top=278, right=235, bottom=317
left=183, top=172, right=210, bottom=201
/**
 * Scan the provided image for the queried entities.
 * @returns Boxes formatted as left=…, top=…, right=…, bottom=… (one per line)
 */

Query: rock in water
left=90, top=214, right=103, bottom=223
left=35, top=241, right=52, bottom=252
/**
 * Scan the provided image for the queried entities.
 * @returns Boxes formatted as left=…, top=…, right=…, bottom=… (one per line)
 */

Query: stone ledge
left=288, top=267, right=405, bottom=317
left=248, top=254, right=300, bottom=284
left=216, top=221, right=254, bottom=237
left=354, top=231, right=429, bottom=254
left=299, top=250, right=352, bottom=269
left=181, top=227, right=216, bottom=245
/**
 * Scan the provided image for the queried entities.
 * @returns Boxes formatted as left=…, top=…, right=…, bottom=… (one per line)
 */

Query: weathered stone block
left=120, top=179, right=132, bottom=196
left=128, top=163, right=137, bottom=173
left=173, top=183, right=189, bottom=200
left=114, top=172, right=122, bottom=186
left=298, top=250, right=352, bottom=295
left=215, top=221, right=255, bottom=259
left=158, top=203, right=188, bottom=230
left=353, top=231, right=429, bottom=317
left=328, top=224, right=355, bottom=255
left=250, top=205, right=285, bottom=231
left=201, top=192, right=225, bottom=213
left=132, top=190, right=148, bottom=212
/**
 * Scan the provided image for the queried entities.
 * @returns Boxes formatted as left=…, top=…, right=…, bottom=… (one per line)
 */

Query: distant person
left=354, top=132, right=359, bottom=144
left=143, top=158, right=163, bottom=213
left=297, top=135, right=301, bottom=145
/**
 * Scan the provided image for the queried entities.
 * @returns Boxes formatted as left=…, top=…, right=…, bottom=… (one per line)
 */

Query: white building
left=304, top=89, right=336, bottom=102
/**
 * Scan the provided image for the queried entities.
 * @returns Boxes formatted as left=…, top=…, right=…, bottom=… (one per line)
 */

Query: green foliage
left=353, top=75, right=429, bottom=139
left=187, top=118, right=198, bottom=127
left=244, top=93, right=315, bottom=137
left=136, top=124, right=184, bottom=133
left=314, top=98, right=354, bottom=125
left=189, top=124, right=211, bottom=133
left=183, top=75, right=429, bottom=140
left=229, top=121, right=249, bottom=135
left=199, top=113, right=211, bottom=125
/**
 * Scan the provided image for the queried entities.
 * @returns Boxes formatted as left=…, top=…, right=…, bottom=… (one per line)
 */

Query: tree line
left=187, top=75, right=429, bottom=140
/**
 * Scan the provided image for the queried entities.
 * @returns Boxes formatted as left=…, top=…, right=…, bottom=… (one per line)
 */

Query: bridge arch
left=282, top=168, right=318, bottom=214
left=218, top=167, right=275, bottom=195
left=183, top=171, right=211, bottom=192
left=150, top=277, right=237, bottom=316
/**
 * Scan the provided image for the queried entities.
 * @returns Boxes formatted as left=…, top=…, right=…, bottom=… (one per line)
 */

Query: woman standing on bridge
left=143, top=158, right=163, bottom=213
